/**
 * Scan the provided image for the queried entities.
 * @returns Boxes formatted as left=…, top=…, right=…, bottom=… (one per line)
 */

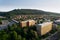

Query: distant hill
left=0, top=9, right=60, bottom=17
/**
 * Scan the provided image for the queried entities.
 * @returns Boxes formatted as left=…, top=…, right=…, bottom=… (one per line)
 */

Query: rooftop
left=37, top=22, right=52, bottom=27
left=55, top=19, right=60, bottom=22
left=0, top=20, right=10, bottom=26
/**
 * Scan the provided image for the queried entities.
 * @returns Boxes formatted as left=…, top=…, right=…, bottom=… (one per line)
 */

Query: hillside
left=0, top=9, right=60, bottom=17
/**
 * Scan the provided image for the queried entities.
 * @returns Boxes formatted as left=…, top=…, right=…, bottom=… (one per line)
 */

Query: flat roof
left=55, top=20, right=60, bottom=22
left=37, top=22, right=52, bottom=27
left=0, top=20, right=10, bottom=26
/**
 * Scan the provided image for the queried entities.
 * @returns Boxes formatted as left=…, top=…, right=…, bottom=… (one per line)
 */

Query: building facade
left=20, top=20, right=36, bottom=27
left=36, top=22, right=53, bottom=36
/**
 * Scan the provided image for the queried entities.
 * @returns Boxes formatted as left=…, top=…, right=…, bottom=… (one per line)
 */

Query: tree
left=0, top=30, right=9, bottom=40
left=12, top=31, right=18, bottom=40
left=8, top=25, right=15, bottom=31
left=8, top=31, right=18, bottom=40
left=0, top=18, right=2, bottom=24
left=23, top=38, right=26, bottom=40
left=17, top=35, right=22, bottom=40
left=2, top=34, right=8, bottom=40
left=12, top=24, right=17, bottom=28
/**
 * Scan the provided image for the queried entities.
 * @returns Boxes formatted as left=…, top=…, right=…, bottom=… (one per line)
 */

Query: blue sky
left=0, top=0, right=60, bottom=13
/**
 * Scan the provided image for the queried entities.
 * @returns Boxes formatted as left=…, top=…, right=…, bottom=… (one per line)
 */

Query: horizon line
left=0, top=8, right=60, bottom=13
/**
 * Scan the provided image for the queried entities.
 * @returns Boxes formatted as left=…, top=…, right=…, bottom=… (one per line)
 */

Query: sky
left=0, top=0, right=60, bottom=13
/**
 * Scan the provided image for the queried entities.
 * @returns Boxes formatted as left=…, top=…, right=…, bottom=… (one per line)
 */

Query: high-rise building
left=36, top=22, right=53, bottom=36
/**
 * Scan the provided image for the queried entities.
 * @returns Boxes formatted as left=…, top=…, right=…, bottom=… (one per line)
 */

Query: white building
left=54, top=20, right=60, bottom=24
left=0, top=20, right=10, bottom=30
left=0, top=20, right=16, bottom=30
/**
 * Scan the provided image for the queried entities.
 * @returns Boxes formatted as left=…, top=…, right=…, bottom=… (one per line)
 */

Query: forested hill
left=0, top=9, right=60, bottom=16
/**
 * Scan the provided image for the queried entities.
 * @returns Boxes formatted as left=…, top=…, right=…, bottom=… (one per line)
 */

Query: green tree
left=8, top=25, right=15, bottom=31
left=0, top=18, right=2, bottom=24
left=17, top=35, right=22, bottom=40
left=12, top=31, right=18, bottom=40
left=2, top=34, right=8, bottom=40
left=23, top=38, right=26, bottom=40
left=12, top=24, right=17, bottom=28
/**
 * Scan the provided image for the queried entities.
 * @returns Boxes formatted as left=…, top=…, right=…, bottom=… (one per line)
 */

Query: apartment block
left=20, top=20, right=36, bottom=27
left=20, top=21, right=27, bottom=28
left=27, top=20, right=36, bottom=27
left=36, top=22, right=53, bottom=36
